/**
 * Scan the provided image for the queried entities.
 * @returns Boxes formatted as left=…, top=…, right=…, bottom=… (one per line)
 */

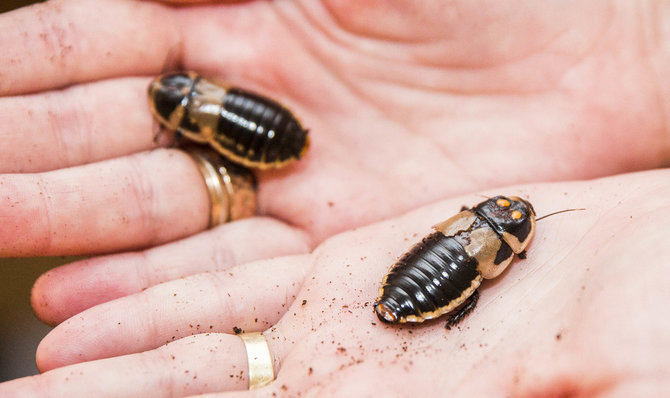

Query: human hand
left=4, top=0, right=669, bottom=324
left=2, top=0, right=669, bottom=246
left=3, top=169, right=670, bottom=397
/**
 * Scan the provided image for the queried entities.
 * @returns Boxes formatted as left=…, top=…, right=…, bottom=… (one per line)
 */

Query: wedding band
left=183, top=145, right=257, bottom=227
left=238, top=332, right=275, bottom=390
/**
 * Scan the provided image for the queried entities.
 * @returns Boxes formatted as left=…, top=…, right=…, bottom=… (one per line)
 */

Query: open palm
left=3, top=170, right=670, bottom=397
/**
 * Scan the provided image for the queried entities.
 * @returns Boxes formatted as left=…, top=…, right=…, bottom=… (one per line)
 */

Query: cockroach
left=148, top=72, right=309, bottom=169
left=374, top=196, right=581, bottom=329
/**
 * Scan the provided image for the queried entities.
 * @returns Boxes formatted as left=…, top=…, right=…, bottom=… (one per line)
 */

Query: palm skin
left=0, top=0, right=669, bottom=396
left=3, top=172, right=670, bottom=397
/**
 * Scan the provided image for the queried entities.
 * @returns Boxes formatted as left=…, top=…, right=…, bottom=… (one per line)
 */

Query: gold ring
left=238, top=332, right=275, bottom=390
left=183, top=144, right=257, bottom=227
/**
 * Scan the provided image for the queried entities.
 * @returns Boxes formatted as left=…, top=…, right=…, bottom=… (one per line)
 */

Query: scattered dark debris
left=232, top=326, right=243, bottom=335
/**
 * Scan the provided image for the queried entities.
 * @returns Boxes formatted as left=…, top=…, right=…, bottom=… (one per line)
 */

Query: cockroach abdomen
left=375, top=232, right=479, bottom=323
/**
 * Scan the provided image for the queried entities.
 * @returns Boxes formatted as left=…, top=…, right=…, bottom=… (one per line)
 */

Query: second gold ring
left=184, top=145, right=257, bottom=227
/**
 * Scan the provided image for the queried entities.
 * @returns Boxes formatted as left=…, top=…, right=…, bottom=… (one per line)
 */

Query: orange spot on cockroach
left=496, top=198, right=511, bottom=207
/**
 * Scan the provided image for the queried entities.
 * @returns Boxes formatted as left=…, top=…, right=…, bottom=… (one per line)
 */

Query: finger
left=0, top=77, right=154, bottom=173
left=0, top=148, right=209, bottom=256
left=32, top=217, right=312, bottom=325
left=0, top=0, right=177, bottom=96
left=156, top=0, right=243, bottom=3
left=0, top=333, right=259, bottom=397
left=35, top=254, right=309, bottom=371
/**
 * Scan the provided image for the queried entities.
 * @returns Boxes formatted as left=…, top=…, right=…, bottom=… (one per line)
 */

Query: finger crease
left=125, top=155, right=160, bottom=247
left=34, top=174, right=56, bottom=254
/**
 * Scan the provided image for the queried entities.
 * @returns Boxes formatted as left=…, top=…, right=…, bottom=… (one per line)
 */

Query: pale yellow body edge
left=402, top=274, right=483, bottom=323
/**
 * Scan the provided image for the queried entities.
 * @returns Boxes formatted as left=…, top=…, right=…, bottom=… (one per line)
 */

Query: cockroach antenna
left=535, top=208, right=585, bottom=222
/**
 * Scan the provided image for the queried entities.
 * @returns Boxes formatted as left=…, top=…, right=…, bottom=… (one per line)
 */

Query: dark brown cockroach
left=148, top=72, right=309, bottom=169
left=374, top=196, right=584, bottom=329
left=375, top=196, right=537, bottom=329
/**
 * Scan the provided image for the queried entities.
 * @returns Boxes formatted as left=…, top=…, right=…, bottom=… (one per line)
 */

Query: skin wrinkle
left=75, top=85, right=96, bottom=167
left=302, top=1, right=613, bottom=95
left=136, top=250, right=157, bottom=291
left=209, top=236, right=236, bottom=273
left=132, top=346, right=177, bottom=396
left=42, top=92, right=72, bottom=169
left=272, top=2, right=375, bottom=116
left=277, top=5, right=491, bottom=186
left=291, top=2, right=438, bottom=95
left=512, top=365, right=620, bottom=398
left=287, top=0, right=636, bottom=174
left=353, top=34, right=598, bottom=96
left=57, top=84, right=92, bottom=168
left=278, top=2, right=419, bottom=120
left=33, top=174, right=55, bottom=255
left=422, top=132, right=482, bottom=186
left=551, top=6, right=613, bottom=94
left=538, top=4, right=615, bottom=93
left=209, top=271, right=242, bottom=331
left=318, top=0, right=434, bottom=44
left=137, top=290, right=168, bottom=370
left=124, top=154, right=161, bottom=248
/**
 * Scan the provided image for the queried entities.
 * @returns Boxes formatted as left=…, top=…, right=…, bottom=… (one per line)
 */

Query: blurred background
left=0, top=0, right=62, bottom=383
left=0, top=258, right=71, bottom=382
left=1, top=0, right=42, bottom=14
